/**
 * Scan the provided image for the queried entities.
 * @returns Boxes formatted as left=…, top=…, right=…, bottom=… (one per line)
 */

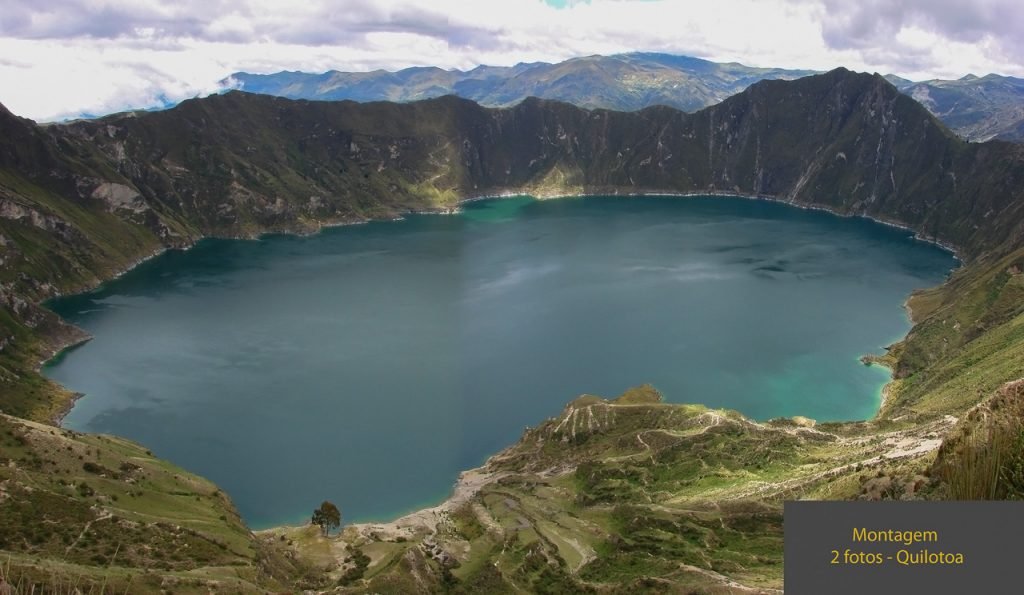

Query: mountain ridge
left=227, top=52, right=817, bottom=113
left=226, top=53, right=1024, bottom=143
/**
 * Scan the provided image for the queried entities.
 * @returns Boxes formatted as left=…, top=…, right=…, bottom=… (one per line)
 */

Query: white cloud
left=0, top=0, right=1021, bottom=121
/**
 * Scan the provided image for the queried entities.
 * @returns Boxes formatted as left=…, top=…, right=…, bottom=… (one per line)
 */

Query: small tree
left=312, top=500, right=342, bottom=536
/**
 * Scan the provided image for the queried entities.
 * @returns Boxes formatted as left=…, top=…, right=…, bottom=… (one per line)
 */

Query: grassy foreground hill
left=1, top=68, right=1024, bottom=592
left=0, top=413, right=316, bottom=593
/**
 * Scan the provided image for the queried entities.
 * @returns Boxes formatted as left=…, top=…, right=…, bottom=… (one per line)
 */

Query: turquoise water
left=44, top=196, right=956, bottom=528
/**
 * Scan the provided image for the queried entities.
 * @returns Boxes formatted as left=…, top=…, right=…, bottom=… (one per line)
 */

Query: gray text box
left=785, top=501, right=1024, bottom=594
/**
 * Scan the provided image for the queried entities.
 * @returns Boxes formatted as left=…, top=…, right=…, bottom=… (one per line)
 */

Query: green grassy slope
left=0, top=414, right=315, bottom=593
left=883, top=246, right=1024, bottom=418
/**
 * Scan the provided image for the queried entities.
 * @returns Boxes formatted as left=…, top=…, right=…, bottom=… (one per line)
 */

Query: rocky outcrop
left=0, top=197, right=80, bottom=242
left=90, top=182, right=146, bottom=213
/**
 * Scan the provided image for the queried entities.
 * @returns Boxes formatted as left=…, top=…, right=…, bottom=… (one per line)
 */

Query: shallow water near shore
left=44, top=195, right=956, bottom=528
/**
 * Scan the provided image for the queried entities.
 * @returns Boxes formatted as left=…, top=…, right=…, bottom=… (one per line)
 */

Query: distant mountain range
left=228, top=53, right=815, bottom=114
left=228, top=53, right=1024, bottom=143
left=885, top=73, right=1024, bottom=142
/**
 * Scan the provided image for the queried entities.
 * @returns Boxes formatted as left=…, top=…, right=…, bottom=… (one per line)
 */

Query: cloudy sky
left=1, top=0, right=1022, bottom=121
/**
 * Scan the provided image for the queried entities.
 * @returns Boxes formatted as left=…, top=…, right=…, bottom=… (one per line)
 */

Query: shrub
left=942, top=426, right=1024, bottom=499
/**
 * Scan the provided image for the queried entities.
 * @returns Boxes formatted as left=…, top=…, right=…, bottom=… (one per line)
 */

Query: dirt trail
left=677, top=563, right=783, bottom=594
left=724, top=415, right=957, bottom=500
left=64, top=512, right=113, bottom=556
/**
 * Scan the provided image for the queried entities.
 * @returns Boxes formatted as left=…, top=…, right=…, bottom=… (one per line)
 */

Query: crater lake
left=44, top=196, right=957, bottom=528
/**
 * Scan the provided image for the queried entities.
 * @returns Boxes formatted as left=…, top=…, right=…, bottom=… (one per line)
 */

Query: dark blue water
left=44, top=196, right=955, bottom=528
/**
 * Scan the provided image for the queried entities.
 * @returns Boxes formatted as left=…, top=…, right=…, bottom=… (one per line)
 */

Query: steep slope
left=229, top=53, right=816, bottom=114
left=49, top=69, right=1024, bottom=257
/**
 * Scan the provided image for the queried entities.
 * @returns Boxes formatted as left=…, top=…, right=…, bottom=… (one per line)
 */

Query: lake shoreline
left=456, top=188, right=962, bottom=261
left=256, top=466, right=507, bottom=541
left=35, top=188, right=959, bottom=530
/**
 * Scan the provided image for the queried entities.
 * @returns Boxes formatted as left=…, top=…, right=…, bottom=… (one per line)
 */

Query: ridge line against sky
left=1, top=0, right=1022, bottom=122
